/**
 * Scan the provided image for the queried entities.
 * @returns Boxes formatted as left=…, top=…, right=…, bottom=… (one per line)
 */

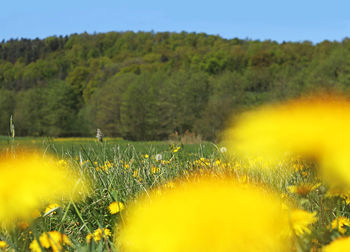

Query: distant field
left=0, top=136, right=218, bottom=158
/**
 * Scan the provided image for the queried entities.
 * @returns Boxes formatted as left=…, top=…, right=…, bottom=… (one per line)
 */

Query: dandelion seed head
left=155, top=154, right=162, bottom=161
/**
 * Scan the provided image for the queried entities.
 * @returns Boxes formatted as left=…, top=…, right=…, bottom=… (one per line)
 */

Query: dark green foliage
left=1, top=32, right=350, bottom=140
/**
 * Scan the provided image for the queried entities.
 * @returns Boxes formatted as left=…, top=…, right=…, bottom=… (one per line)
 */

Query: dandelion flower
left=331, top=216, right=350, bottom=234
left=287, top=183, right=321, bottom=196
left=108, top=201, right=125, bottom=214
left=17, top=220, right=29, bottom=230
left=289, top=209, right=317, bottom=236
left=323, top=237, right=350, bottom=252
left=86, top=228, right=111, bottom=243
left=44, top=203, right=60, bottom=216
left=223, top=96, right=350, bottom=187
left=118, top=178, right=293, bottom=252
left=0, top=151, right=88, bottom=225
left=0, top=241, right=8, bottom=249
left=29, top=231, right=71, bottom=252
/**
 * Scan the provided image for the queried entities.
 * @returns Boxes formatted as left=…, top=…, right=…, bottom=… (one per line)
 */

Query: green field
left=0, top=137, right=348, bottom=251
left=0, top=137, right=225, bottom=251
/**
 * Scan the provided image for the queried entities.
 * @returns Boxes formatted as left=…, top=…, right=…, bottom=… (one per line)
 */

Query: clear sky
left=1, top=0, right=350, bottom=43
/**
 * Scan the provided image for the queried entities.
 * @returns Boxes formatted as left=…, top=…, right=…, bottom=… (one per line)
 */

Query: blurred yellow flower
left=0, top=151, right=89, bottom=225
left=133, top=170, right=139, bottom=177
left=44, top=203, right=60, bottom=216
left=287, top=183, right=321, bottom=196
left=289, top=209, right=317, bottom=236
left=0, top=240, right=8, bottom=249
left=17, top=220, right=29, bottom=230
left=331, top=216, right=350, bottom=234
left=29, top=231, right=71, bottom=252
left=86, top=228, right=111, bottom=243
left=323, top=237, right=350, bottom=252
left=108, top=201, right=125, bottom=214
left=118, top=178, right=293, bottom=252
left=222, top=96, right=350, bottom=187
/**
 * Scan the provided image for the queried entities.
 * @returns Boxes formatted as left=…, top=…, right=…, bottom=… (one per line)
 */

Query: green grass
left=0, top=137, right=348, bottom=251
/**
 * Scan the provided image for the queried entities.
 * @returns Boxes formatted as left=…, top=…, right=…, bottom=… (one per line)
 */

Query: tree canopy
left=1, top=31, right=350, bottom=140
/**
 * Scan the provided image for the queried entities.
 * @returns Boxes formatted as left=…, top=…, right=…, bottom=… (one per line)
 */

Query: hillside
left=0, top=31, right=349, bottom=140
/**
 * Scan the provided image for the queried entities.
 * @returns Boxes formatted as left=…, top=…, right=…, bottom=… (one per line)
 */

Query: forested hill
left=0, top=31, right=349, bottom=140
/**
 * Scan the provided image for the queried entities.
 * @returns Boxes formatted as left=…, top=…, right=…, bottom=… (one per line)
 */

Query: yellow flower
left=331, top=216, right=350, bottom=234
left=222, top=96, right=350, bottom=187
left=0, top=241, right=8, bottom=249
left=0, top=151, right=89, bottom=225
left=108, top=201, right=125, bottom=214
left=44, top=203, right=60, bottom=216
left=144, top=154, right=149, bottom=159
left=289, top=209, right=317, bottom=236
left=118, top=178, right=293, bottom=252
left=323, top=237, right=350, bottom=252
left=151, top=166, right=160, bottom=174
left=29, top=231, right=71, bottom=252
left=133, top=170, right=139, bottom=177
left=86, top=228, right=111, bottom=243
left=164, top=181, right=175, bottom=189
left=287, top=183, right=321, bottom=196
left=17, top=220, right=29, bottom=230
left=326, top=188, right=350, bottom=205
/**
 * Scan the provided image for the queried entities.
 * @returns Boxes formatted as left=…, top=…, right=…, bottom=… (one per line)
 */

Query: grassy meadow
left=0, top=134, right=349, bottom=251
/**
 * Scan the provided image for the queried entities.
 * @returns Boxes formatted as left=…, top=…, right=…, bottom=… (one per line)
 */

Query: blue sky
left=1, top=0, right=350, bottom=43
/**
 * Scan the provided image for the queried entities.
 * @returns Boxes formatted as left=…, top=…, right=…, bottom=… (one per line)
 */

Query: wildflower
left=144, top=154, right=149, bottom=159
left=222, top=96, right=350, bottom=187
left=331, top=216, right=350, bottom=234
left=173, top=147, right=180, bottom=153
left=133, top=170, right=139, bottom=177
left=322, top=237, right=350, bottom=252
left=118, top=178, right=293, bottom=252
left=17, top=220, right=29, bottom=230
left=287, top=183, right=321, bottom=196
left=0, top=151, right=89, bottom=225
left=29, top=231, right=71, bottom=252
left=44, top=203, right=60, bottom=216
left=57, top=159, right=68, bottom=167
left=326, top=188, right=350, bottom=205
left=293, top=163, right=305, bottom=172
left=0, top=241, right=8, bottom=249
left=108, top=201, right=125, bottom=214
left=151, top=166, right=160, bottom=174
left=164, top=181, right=175, bottom=189
left=155, top=154, right=162, bottom=161
left=220, top=146, right=227, bottom=153
left=86, top=228, right=111, bottom=243
left=289, top=209, right=317, bottom=236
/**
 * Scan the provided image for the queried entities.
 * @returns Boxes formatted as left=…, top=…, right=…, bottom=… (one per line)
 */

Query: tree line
left=1, top=31, right=350, bottom=141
